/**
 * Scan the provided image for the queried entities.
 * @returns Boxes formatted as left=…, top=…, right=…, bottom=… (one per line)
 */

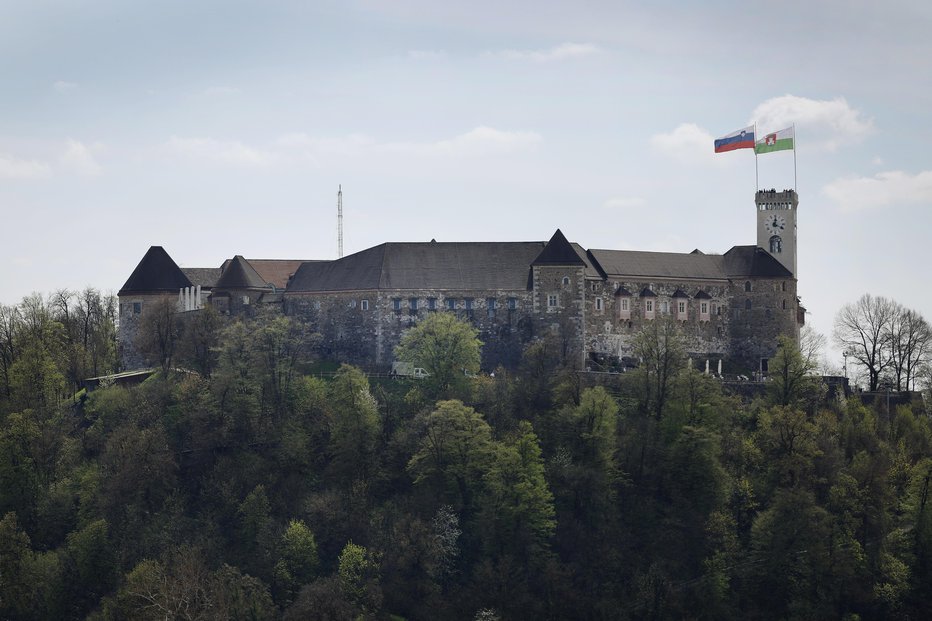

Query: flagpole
left=754, top=122, right=759, bottom=190
left=792, top=123, right=797, bottom=191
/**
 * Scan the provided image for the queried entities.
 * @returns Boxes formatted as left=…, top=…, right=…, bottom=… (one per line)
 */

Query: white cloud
left=822, top=170, right=932, bottom=211
left=603, top=196, right=646, bottom=209
left=167, top=136, right=278, bottom=167
left=53, top=80, right=78, bottom=93
left=650, top=123, right=717, bottom=164
left=60, top=140, right=103, bottom=176
left=488, top=42, right=599, bottom=62
left=751, top=95, right=873, bottom=151
left=0, top=152, right=51, bottom=179
left=422, top=126, right=541, bottom=155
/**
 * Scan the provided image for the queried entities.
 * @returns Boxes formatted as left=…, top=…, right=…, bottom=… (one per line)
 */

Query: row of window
left=388, top=297, right=519, bottom=315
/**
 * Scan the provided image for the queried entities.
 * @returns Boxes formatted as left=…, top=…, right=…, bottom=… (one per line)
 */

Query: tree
left=886, top=304, right=931, bottom=391
left=408, top=400, right=493, bottom=511
left=632, top=318, right=685, bottom=418
left=768, top=334, right=823, bottom=408
left=834, top=294, right=897, bottom=391
left=395, top=312, right=482, bottom=398
left=137, top=297, right=183, bottom=372
left=327, top=364, right=381, bottom=485
left=274, top=520, right=320, bottom=606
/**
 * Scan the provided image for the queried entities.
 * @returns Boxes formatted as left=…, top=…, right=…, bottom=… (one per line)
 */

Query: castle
left=118, top=190, right=804, bottom=374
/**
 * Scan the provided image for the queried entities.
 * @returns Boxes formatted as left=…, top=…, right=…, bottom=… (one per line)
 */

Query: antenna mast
left=337, top=184, right=343, bottom=258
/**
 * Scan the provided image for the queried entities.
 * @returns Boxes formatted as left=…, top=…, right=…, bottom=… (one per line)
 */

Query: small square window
left=361, top=299, right=369, bottom=311
left=409, top=298, right=418, bottom=311
left=678, top=301, right=686, bottom=313
left=620, top=299, right=629, bottom=311
left=446, top=298, right=456, bottom=310
left=393, top=298, right=401, bottom=311
left=427, top=297, right=436, bottom=310
left=548, top=294, right=558, bottom=308
left=646, top=300, right=654, bottom=312
left=508, top=297, right=517, bottom=310
left=562, top=276, right=570, bottom=286
left=133, top=302, right=142, bottom=314
left=595, top=297, right=603, bottom=311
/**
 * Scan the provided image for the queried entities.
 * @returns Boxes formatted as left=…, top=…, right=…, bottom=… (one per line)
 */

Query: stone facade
left=117, top=191, right=805, bottom=374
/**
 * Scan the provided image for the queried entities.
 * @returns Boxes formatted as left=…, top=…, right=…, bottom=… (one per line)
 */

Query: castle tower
left=756, top=189, right=798, bottom=277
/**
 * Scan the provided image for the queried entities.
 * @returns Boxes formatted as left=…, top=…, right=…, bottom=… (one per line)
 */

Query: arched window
left=745, top=299, right=752, bottom=310
left=744, top=281, right=752, bottom=292
left=770, top=235, right=782, bottom=254
left=562, top=276, right=570, bottom=286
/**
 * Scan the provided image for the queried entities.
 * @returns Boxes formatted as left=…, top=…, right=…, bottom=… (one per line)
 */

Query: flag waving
left=755, top=126, right=795, bottom=154
left=714, top=126, right=755, bottom=153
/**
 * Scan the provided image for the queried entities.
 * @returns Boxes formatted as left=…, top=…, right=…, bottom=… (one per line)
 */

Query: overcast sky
left=2, top=0, right=930, bottom=368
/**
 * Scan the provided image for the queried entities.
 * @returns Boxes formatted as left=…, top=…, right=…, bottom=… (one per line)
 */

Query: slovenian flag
left=714, top=126, right=756, bottom=153
left=755, top=126, right=795, bottom=154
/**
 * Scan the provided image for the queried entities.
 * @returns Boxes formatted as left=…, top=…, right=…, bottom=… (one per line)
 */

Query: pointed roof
left=723, top=246, right=793, bottom=278
left=532, top=230, right=586, bottom=266
left=215, top=255, right=269, bottom=289
left=694, top=290, right=713, bottom=300
left=119, top=246, right=192, bottom=295
left=671, top=288, right=689, bottom=298
left=640, top=287, right=656, bottom=297
left=614, top=285, right=632, bottom=297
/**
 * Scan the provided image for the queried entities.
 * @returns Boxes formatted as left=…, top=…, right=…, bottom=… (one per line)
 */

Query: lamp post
left=842, top=350, right=849, bottom=380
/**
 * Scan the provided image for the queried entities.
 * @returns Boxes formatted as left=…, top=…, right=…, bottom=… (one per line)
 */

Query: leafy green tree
left=328, top=364, right=381, bottom=485
left=768, top=334, right=823, bottom=408
left=274, top=519, right=320, bottom=605
left=236, top=484, right=276, bottom=581
left=395, top=311, right=482, bottom=398
left=338, top=541, right=383, bottom=615
left=408, top=400, right=493, bottom=511
left=0, top=512, right=33, bottom=619
left=0, top=412, right=40, bottom=526
left=479, top=421, right=555, bottom=559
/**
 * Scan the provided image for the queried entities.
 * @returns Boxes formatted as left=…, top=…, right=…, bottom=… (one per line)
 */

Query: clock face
left=764, top=214, right=787, bottom=234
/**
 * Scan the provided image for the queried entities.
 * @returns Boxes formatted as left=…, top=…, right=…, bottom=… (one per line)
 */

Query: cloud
left=603, top=196, right=646, bottom=209
left=53, top=80, right=78, bottom=93
left=60, top=140, right=103, bottom=176
left=822, top=170, right=932, bottom=211
left=751, top=95, right=873, bottom=151
left=650, top=123, right=717, bottom=163
left=167, top=136, right=278, bottom=167
left=488, top=42, right=599, bottom=62
left=0, top=152, right=51, bottom=179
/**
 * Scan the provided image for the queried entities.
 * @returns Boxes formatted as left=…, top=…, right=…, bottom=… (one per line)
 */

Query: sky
left=2, top=0, right=931, bottom=370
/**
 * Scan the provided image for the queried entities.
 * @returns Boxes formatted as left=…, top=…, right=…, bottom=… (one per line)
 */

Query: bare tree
left=799, top=324, right=826, bottom=374
left=833, top=294, right=896, bottom=391
left=887, top=305, right=932, bottom=391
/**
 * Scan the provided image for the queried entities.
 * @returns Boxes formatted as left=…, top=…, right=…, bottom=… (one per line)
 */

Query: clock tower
left=756, top=189, right=798, bottom=277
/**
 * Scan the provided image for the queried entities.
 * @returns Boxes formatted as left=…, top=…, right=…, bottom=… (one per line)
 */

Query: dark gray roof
left=723, top=246, right=793, bottom=278
left=120, top=246, right=192, bottom=295
left=533, top=230, right=585, bottom=265
left=287, top=241, right=546, bottom=292
left=614, top=285, right=632, bottom=297
left=672, top=288, right=689, bottom=298
left=588, top=245, right=793, bottom=280
left=215, top=256, right=269, bottom=289
left=694, top=290, right=712, bottom=299
left=181, top=267, right=222, bottom=288
left=588, top=248, right=728, bottom=280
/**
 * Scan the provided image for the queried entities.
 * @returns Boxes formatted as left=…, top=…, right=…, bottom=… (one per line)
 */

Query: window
left=745, top=299, right=752, bottom=311
left=620, top=298, right=629, bottom=311
left=700, top=301, right=710, bottom=322
left=133, top=302, right=142, bottom=314
left=548, top=294, right=558, bottom=308
left=393, top=298, right=401, bottom=311
left=744, top=281, right=752, bottom=292
left=351, top=299, right=357, bottom=308
left=409, top=298, right=418, bottom=311
left=677, top=300, right=687, bottom=321
left=645, top=299, right=654, bottom=319
left=508, top=297, right=517, bottom=310
left=562, top=276, right=570, bottom=286
left=242, top=295, right=250, bottom=305
left=782, top=299, right=786, bottom=310
left=427, top=297, right=436, bottom=311
left=446, top=298, right=456, bottom=310
left=595, top=297, right=603, bottom=311
left=769, top=235, right=782, bottom=253
left=781, top=281, right=786, bottom=292
left=487, top=298, right=496, bottom=318
left=591, top=282, right=599, bottom=292
left=361, top=299, right=369, bottom=311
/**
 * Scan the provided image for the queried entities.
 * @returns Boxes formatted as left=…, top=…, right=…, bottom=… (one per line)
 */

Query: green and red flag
left=755, top=126, right=794, bottom=154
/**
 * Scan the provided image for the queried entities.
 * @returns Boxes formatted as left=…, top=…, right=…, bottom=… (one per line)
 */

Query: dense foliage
left=3, top=296, right=932, bottom=620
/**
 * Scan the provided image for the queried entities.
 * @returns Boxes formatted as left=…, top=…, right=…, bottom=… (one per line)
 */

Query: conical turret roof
left=532, top=229, right=586, bottom=265
left=215, top=255, right=269, bottom=289
left=119, top=246, right=193, bottom=295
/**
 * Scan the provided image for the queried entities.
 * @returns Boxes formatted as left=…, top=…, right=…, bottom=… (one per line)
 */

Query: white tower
left=756, top=189, right=798, bottom=277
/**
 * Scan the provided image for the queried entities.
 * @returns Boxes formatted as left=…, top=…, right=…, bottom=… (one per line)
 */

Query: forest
left=2, top=290, right=932, bottom=620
